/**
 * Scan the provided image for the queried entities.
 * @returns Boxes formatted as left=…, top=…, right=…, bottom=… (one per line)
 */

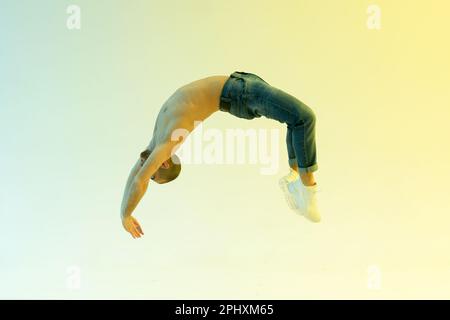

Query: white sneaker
left=278, top=169, right=303, bottom=211
left=299, top=183, right=321, bottom=223
left=279, top=169, right=322, bottom=223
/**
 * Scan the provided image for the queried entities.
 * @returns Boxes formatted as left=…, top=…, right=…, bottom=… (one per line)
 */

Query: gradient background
left=1, top=0, right=450, bottom=299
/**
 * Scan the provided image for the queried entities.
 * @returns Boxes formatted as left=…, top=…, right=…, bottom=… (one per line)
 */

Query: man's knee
left=307, top=108, right=316, bottom=125
left=291, top=103, right=316, bottom=127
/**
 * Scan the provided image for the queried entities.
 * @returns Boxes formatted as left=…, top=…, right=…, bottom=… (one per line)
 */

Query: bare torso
left=146, top=75, right=229, bottom=151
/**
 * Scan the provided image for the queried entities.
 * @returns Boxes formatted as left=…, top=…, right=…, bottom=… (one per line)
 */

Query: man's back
left=149, top=75, right=229, bottom=149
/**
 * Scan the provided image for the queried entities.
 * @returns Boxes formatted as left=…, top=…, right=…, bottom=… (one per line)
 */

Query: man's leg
left=286, top=118, right=317, bottom=187
left=253, top=81, right=320, bottom=221
left=291, top=118, right=318, bottom=186
left=287, top=144, right=316, bottom=187
left=239, top=73, right=320, bottom=219
left=285, top=112, right=320, bottom=221
left=290, top=164, right=316, bottom=186
left=286, top=102, right=317, bottom=186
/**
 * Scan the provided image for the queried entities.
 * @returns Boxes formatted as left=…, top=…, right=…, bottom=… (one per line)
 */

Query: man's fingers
left=126, top=224, right=137, bottom=238
left=132, top=219, right=144, bottom=235
left=134, top=223, right=144, bottom=235
left=123, top=219, right=143, bottom=238
left=131, top=226, right=141, bottom=238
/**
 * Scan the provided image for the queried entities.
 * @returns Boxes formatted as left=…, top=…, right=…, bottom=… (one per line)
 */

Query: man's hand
left=122, top=216, right=144, bottom=239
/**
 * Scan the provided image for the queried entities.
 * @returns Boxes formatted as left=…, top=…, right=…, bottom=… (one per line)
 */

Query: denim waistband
left=219, top=71, right=246, bottom=113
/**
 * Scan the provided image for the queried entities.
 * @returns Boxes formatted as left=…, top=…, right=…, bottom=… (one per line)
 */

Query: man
left=120, top=71, right=320, bottom=239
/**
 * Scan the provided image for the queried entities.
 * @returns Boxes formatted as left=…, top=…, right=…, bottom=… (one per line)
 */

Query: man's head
left=150, top=154, right=181, bottom=184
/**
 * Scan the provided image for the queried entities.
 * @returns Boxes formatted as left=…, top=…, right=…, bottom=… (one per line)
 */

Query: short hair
left=139, top=149, right=181, bottom=183
left=140, top=149, right=151, bottom=165
left=155, top=154, right=181, bottom=184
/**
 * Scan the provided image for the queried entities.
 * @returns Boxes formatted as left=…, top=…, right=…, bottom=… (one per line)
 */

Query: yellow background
left=1, top=0, right=449, bottom=298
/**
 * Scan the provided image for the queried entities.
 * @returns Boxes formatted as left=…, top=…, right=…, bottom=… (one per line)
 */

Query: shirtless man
left=120, top=71, right=320, bottom=239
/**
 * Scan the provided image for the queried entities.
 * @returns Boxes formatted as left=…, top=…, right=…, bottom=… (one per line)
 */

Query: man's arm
left=119, top=157, right=147, bottom=238
left=120, top=158, right=143, bottom=217
left=120, top=143, right=173, bottom=238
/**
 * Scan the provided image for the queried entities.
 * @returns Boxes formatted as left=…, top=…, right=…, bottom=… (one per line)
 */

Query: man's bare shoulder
left=140, top=138, right=180, bottom=164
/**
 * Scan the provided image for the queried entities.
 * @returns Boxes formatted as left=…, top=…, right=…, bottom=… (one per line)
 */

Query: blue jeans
left=219, top=71, right=318, bottom=173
